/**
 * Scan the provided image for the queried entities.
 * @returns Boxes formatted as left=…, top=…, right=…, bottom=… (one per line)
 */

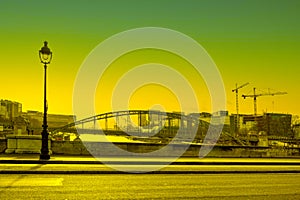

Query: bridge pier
left=93, top=116, right=96, bottom=129
left=105, top=114, right=108, bottom=131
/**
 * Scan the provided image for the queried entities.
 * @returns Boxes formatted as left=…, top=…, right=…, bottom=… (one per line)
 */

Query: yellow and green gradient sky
left=0, top=0, right=300, bottom=116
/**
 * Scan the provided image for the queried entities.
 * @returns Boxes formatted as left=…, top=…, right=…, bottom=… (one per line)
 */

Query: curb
left=1, top=170, right=300, bottom=174
left=1, top=160, right=300, bottom=165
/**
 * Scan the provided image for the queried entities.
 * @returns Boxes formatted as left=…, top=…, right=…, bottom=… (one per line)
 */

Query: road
left=1, top=157, right=300, bottom=173
left=1, top=163, right=300, bottom=174
left=0, top=174, right=300, bottom=199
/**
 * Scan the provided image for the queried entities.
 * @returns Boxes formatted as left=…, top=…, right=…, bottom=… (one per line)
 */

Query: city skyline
left=0, top=0, right=299, bottom=116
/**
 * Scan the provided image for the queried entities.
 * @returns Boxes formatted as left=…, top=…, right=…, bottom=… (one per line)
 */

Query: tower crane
left=232, top=82, right=249, bottom=134
left=242, top=87, right=287, bottom=116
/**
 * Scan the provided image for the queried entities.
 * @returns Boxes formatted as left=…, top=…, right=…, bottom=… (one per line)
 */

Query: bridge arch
left=51, top=110, right=245, bottom=145
left=52, top=110, right=210, bottom=137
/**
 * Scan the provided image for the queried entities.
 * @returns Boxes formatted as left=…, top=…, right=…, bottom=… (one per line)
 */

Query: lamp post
left=39, top=41, right=52, bottom=160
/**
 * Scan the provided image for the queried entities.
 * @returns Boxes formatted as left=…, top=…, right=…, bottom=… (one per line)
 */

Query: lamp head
left=39, top=41, right=52, bottom=64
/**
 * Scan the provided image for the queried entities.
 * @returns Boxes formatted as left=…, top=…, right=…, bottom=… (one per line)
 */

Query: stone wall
left=5, top=135, right=50, bottom=154
left=51, top=140, right=90, bottom=155
left=0, top=139, right=6, bottom=153
left=50, top=140, right=277, bottom=157
left=1, top=138, right=298, bottom=157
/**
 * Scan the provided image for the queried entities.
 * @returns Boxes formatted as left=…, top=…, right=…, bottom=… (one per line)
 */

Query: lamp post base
left=39, top=154, right=50, bottom=160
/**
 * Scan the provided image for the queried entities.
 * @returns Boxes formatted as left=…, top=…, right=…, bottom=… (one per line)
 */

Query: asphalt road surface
left=0, top=173, right=300, bottom=199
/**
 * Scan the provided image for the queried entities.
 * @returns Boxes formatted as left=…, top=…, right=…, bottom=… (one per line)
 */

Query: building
left=201, top=111, right=230, bottom=126
left=230, top=113, right=292, bottom=137
left=230, top=114, right=263, bottom=135
left=13, top=116, right=28, bottom=135
left=23, top=110, right=76, bottom=134
left=293, top=124, right=300, bottom=139
left=0, top=100, right=22, bottom=133
left=0, top=99, right=76, bottom=135
left=262, top=113, right=292, bottom=137
left=0, top=99, right=22, bottom=120
left=213, top=110, right=228, bottom=117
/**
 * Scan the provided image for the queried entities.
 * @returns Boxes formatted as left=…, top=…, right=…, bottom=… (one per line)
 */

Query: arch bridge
left=51, top=110, right=244, bottom=145
left=52, top=110, right=206, bottom=136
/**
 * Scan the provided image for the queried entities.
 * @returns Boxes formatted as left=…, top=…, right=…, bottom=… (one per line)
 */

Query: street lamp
left=39, top=41, right=52, bottom=160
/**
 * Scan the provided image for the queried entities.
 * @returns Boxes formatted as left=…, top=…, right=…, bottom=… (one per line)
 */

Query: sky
left=0, top=0, right=300, bottom=117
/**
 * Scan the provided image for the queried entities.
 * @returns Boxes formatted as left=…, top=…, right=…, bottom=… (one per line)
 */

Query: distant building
left=293, top=124, right=300, bottom=139
left=0, top=99, right=22, bottom=120
left=230, top=113, right=292, bottom=137
left=213, top=110, right=228, bottom=117
left=0, top=99, right=76, bottom=135
left=199, top=112, right=211, bottom=118
left=23, top=110, right=76, bottom=134
left=0, top=100, right=22, bottom=133
left=201, top=111, right=230, bottom=126
left=48, top=113, right=76, bottom=128
left=13, top=116, right=28, bottom=135
left=241, top=114, right=263, bottom=131
left=262, top=113, right=292, bottom=137
left=23, top=111, right=43, bottom=133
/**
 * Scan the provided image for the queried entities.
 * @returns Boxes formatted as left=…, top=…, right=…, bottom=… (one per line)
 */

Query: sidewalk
left=1, top=154, right=300, bottom=174
left=1, top=154, right=300, bottom=164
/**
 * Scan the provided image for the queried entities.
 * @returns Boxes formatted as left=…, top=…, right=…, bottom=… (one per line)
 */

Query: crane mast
left=232, top=82, right=249, bottom=135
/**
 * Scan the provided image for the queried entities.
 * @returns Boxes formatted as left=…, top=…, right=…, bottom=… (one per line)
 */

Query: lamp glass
left=42, top=53, right=49, bottom=61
